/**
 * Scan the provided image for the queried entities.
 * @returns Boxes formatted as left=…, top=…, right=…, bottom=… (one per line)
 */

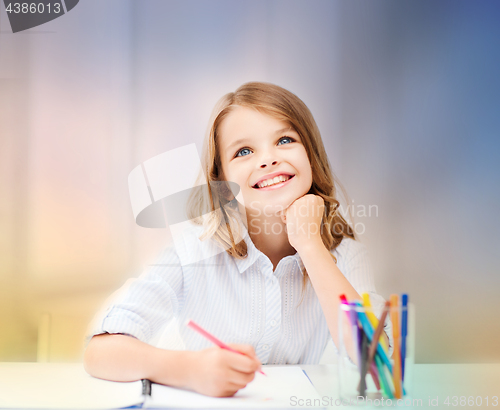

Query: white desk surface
left=0, top=362, right=498, bottom=409
left=304, top=363, right=499, bottom=408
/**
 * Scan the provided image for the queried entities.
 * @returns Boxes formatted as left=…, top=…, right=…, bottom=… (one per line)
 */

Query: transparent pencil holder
left=337, top=301, right=415, bottom=406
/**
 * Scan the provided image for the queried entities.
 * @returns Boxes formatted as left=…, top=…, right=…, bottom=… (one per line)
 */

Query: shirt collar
left=290, top=252, right=305, bottom=273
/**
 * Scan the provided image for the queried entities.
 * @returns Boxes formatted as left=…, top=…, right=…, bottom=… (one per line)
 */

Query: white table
left=303, top=363, right=499, bottom=409
left=0, top=363, right=498, bottom=409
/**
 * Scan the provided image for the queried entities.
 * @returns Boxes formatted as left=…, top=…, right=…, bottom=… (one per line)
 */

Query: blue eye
left=236, top=148, right=252, bottom=157
left=278, top=136, right=294, bottom=145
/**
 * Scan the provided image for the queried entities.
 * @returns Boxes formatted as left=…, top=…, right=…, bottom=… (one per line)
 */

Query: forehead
left=218, top=106, right=292, bottom=146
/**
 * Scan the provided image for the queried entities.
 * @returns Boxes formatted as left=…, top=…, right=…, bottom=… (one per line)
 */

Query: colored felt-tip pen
left=187, top=319, right=266, bottom=376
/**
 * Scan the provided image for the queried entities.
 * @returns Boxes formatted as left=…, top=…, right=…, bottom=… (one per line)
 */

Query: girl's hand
left=184, top=344, right=261, bottom=397
left=282, top=194, right=325, bottom=252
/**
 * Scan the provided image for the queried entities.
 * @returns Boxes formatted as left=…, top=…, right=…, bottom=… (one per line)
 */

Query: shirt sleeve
left=333, top=238, right=394, bottom=357
left=86, top=246, right=184, bottom=344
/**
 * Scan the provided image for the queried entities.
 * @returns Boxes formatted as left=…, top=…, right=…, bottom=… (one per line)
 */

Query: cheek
left=299, top=162, right=313, bottom=193
left=296, top=150, right=313, bottom=181
left=306, top=162, right=313, bottom=183
left=223, top=164, right=249, bottom=186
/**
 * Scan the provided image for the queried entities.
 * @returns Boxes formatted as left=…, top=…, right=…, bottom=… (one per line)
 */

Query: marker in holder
left=337, top=295, right=415, bottom=405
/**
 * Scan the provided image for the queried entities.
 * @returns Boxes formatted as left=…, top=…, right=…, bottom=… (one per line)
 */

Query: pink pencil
left=187, top=320, right=266, bottom=375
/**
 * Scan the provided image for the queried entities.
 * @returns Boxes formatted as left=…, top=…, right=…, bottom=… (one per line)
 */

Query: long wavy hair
left=188, top=82, right=355, bottom=271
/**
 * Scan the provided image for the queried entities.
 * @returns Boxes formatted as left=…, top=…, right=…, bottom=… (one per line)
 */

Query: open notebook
left=0, top=363, right=324, bottom=409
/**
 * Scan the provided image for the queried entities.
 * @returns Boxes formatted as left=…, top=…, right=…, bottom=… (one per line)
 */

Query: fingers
left=303, top=194, right=324, bottom=215
left=226, top=367, right=256, bottom=387
left=286, top=195, right=324, bottom=217
left=280, top=212, right=287, bottom=223
left=276, top=195, right=324, bottom=224
left=190, top=347, right=262, bottom=397
left=277, top=207, right=287, bottom=223
left=225, top=344, right=262, bottom=374
left=201, top=375, right=253, bottom=397
left=207, top=351, right=257, bottom=397
left=212, top=380, right=250, bottom=397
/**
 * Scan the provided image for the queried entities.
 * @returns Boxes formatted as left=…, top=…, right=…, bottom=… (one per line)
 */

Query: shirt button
left=262, top=344, right=269, bottom=351
left=270, top=320, right=277, bottom=327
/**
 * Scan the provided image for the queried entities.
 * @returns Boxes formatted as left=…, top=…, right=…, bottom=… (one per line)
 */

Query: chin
left=242, top=183, right=310, bottom=214
left=250, top=196, right=298, bottom=216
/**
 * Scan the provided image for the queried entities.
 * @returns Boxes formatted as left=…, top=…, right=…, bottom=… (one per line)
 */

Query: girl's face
left=218, top=106, right=313, bottom=215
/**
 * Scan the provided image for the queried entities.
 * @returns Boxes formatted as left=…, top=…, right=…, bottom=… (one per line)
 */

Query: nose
left=260, top=159, right=278, bottom=168
left=258, top=146, right=281, bottom=168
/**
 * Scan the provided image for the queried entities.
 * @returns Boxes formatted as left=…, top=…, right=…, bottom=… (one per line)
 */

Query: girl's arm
left=293, top=236, right=360, bottom=350
left=84, top=333, right=261, bottom=397
left=284, top=195, right=389, bottom=356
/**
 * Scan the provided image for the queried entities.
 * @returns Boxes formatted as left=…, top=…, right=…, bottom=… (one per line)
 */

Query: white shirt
left=89, top=224, right=391, bottom=364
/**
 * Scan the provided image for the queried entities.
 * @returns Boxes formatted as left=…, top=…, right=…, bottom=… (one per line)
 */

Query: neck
left=245, top=208, right=296, bottom=270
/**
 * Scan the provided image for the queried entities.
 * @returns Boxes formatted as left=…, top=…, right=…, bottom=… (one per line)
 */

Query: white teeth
left=256, top=175, right=291, bottom=188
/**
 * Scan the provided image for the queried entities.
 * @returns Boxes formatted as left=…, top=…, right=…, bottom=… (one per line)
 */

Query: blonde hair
left=188, top=82, right=355, bottom=268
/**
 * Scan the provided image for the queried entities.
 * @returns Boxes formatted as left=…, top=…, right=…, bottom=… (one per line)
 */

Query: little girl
left=84, top=82, right=390, bottom=397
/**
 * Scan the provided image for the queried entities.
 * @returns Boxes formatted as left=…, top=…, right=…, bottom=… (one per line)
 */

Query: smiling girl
left=84, top=82, right=390, bottom=397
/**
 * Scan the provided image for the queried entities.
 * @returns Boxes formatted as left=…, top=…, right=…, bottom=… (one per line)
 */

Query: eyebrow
left=226, top=127, right=296, bottom=152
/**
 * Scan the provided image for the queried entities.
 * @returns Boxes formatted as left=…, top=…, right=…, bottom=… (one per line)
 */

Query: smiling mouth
left=253, top=174, right=294, bottom=189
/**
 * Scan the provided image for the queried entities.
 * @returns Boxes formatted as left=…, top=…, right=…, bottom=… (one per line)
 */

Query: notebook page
left=146, top=366, right=324, bottom=408
left=0, top=363, right=144, bottom=409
